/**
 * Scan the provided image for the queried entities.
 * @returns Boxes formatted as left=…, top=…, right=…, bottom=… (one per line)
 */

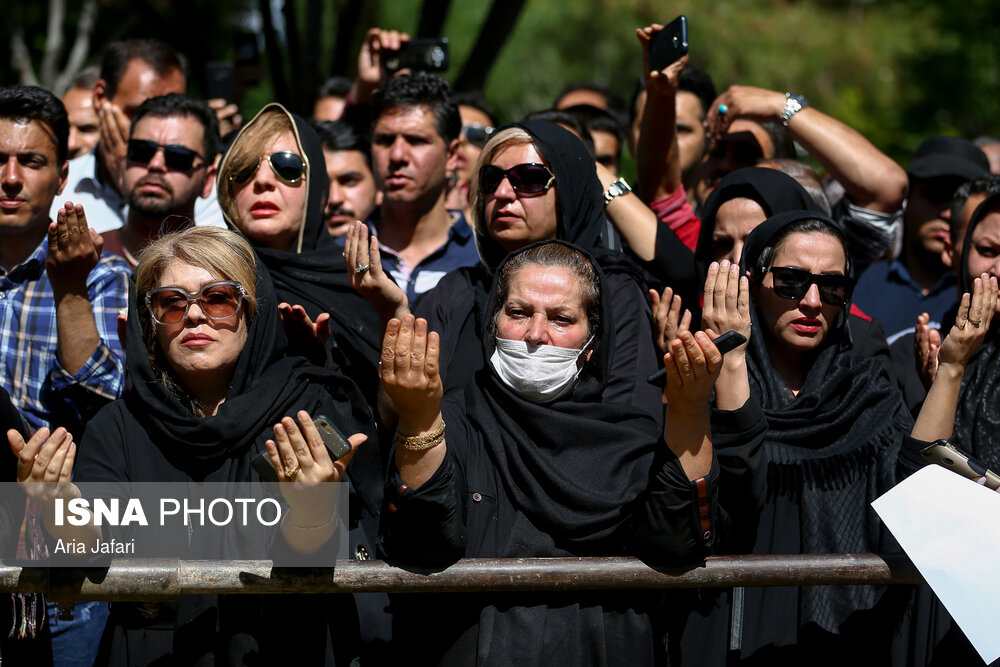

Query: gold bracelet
left=284, top=511, right=337, bottom=530
left=395, top=420, right=446, bottom=451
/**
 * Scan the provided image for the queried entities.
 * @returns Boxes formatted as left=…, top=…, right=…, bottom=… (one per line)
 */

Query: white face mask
left=489, top=336, right=594, bottom=403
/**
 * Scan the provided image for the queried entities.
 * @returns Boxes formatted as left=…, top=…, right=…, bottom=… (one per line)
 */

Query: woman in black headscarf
left=378, top=240, right=723, bottom=665
left=217, top=103, right=382, bottom=406
left=666, top=210, right=918, bottom=665
left=11, top=227, right=373, bottom=665
left=346, top=120, right=662, bottom=419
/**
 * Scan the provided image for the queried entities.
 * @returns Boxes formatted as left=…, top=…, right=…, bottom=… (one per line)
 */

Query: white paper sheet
left=873, top=464, right=1000, bottom=665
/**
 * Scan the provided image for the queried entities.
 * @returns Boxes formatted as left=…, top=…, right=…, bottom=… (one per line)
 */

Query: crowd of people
left=1, top=19, right=999, bottom=667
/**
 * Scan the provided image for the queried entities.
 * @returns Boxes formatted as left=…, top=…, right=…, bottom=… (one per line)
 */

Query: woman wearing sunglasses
left=347, top=120, right=662, bottom=421
left=217, top=104, right=382, bottom=408
left=8, top=226, right=375, bottom=664
left=664, top=210, right=926, bottom=665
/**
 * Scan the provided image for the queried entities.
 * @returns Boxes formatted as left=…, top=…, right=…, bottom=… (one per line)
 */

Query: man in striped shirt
left=0, top=85, right=129, bottom=440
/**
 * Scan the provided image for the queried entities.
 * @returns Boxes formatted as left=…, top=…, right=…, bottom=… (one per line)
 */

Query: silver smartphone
left=920, top=439, right=1000, bottom=490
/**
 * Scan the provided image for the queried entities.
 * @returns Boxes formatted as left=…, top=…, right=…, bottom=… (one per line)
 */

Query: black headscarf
left=442, top=241, right=661, bottom=549
left=951, top=191, right=1000, bottom=469
left=697, top=167, right=821, bottom=273
left=474, top=121, right=609, bottom=272
left=217, top=104, right=381, bottom=398
left=731, top=210, right=908, bottom=635
left=124, top=244, right=373, bottom=479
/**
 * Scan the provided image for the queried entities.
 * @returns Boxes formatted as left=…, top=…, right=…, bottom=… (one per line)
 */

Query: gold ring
left=956, top=322, right=967, bottom=330
left=283, top=466, right=300, bottom=480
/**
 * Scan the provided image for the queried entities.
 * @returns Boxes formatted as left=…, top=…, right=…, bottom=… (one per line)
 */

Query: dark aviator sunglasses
left=126, top=139, right=205, bottom=172
left=230, top=151, right=306, bottom=186
left=480, top=163, right=555, bottom=195
left=765, top=266, right=855, bottom=306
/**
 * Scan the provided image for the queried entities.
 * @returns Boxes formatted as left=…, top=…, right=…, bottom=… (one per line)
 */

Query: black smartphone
left=205, top=61, right=236, bottom=103
left=920, top=439, right=1000, bottom=490
left=384, top=38, right=450, bottom=73
left=649, top=15, right=689, bottom=73
left=646, top=330, right=747, bottom=387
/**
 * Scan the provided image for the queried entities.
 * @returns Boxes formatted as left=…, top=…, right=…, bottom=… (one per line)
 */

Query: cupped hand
left=8, top=427, right=79, bottom=505
left=265, top=411, right=366, bottom=525
left=663, top=331, right=723, bottom=411
left=47, top=201, right=102, bottom=291
left=650, top=286, right=691, bottom=357
left=701, top=260, right=751, bottom=352
left=939, top=274, right=998, bottom=369
left=380, top=315, right=442, bottom=433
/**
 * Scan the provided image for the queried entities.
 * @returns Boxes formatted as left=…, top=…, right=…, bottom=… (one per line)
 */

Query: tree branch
left=11, top=26, right=40, bottom=86
left=54, top=0, right=98, bottom=94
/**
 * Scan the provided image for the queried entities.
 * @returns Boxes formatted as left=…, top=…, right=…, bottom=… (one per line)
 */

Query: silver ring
left=970, top=318, right=983, bottom=326
left=354, top=263, right=371, bottom=274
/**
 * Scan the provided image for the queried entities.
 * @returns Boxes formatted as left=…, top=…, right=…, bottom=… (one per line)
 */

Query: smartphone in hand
left=920, top=439, right=1000, bottom=490
left=647, top=330, right=746, bottom=387
left=649, top=16, right=689, bottom=73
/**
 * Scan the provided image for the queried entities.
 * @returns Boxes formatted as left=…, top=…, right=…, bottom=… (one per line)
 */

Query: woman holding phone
left=9, top=227, right=372, bottom=665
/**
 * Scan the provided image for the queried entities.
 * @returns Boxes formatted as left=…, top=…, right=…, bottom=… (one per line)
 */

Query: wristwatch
left=603, top=177, right=632, bottom=206
left=780, top=93, right=809, bottom=126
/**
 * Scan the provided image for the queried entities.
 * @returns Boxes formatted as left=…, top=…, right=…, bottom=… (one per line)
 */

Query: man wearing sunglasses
left=366, top=72, right=480, bottom=303
left=101, top=94, right=219, bottom=270
left=52, top=39, right=225, bottom=235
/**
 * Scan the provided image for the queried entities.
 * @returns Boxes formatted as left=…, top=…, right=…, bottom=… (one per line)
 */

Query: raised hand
left=636, top=24, right=690, bottom=91
left=98, top=101, right=130, bottom=188
left=344, top=221, right=408, bottom=323
left=663, top=331, right=724, bottom=411
left=650, top=286, right=691, bottom=357
left=278, top=303, right=331, bottom=363
left=47, top=201, right=102, bottom=292
left=380, top=315, right=442, bottom=435
left=701, top=260, right=751, bottom=351
left=939, top=274, right=998, bottom=370
left=8, top=427, right=79, bottom=507
left=914, top=312, right=941, bottom=388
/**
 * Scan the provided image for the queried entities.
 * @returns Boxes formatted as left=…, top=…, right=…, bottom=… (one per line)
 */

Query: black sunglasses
left=127, top=139, right=205, bottom=172
left=765, top=266, right=855, bottom=306
left=480, top=163, right=555, bottom=195
left=462, top=124, right=494, bottom=148
left=145, top=281, right=247, bottom=325
left=230, top=151, right=306, bottom=186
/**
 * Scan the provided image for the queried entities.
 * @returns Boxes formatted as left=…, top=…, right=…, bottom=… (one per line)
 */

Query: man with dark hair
left=855, top=136, right=990, bottom=341
left=62, top=67, right=101, bottom=160
left=313, top=119, right=380, bottom=238
left=554, top=81, right=629, bottom=133
left=313, top=75, right=353, bottom=122
left=101, top=94, right=220, bottom=269
left=51, top=39, right=229, bottom=234
left=366, top=72, right=478, bottom=302
left=0, top=85, right=129, bottom=664
left=630, top=61, right=716, bottom=202
left=563, top=104, right=625, bottom=175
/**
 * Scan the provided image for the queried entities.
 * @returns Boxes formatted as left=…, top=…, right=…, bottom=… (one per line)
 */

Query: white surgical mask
left=489, top=336, right=594, bottom=403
